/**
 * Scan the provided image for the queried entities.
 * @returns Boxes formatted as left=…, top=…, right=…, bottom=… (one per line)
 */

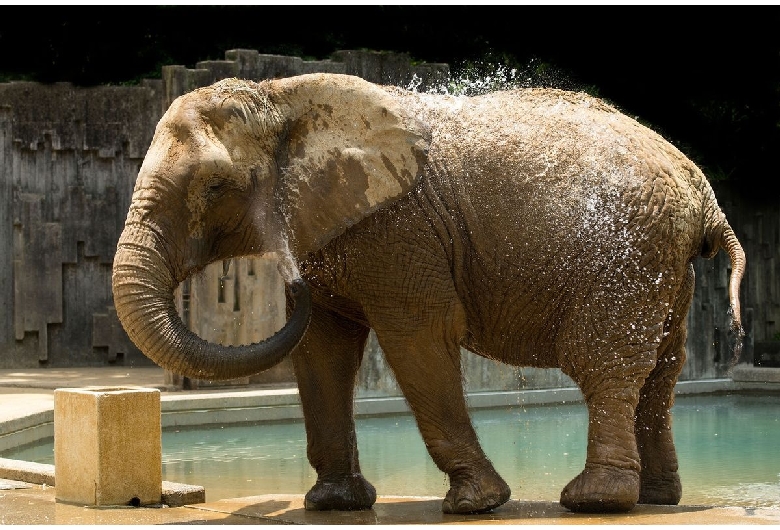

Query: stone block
left=54, top=387, right=162, bottom=506
left=161, top=481, right=206, bottom=506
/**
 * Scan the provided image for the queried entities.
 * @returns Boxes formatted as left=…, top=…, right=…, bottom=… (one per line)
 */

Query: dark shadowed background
left=0, top=5, right=777, bottom=200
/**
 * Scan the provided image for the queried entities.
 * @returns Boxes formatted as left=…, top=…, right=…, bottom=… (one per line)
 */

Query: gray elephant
left=112, top=73, right=745, bottom=514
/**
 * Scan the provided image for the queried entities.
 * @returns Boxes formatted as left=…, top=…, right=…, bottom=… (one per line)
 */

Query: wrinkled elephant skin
left=112, top=74, right=745, bottom=515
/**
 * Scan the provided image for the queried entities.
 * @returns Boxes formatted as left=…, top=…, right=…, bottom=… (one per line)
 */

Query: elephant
left=112, top=73, right=745, bottom=515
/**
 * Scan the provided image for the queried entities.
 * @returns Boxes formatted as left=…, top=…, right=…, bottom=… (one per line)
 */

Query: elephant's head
left=112, top=74, right=430, bottom=380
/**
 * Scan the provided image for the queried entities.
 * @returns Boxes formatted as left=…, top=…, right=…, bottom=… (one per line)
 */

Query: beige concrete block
left=54, top=387, right=161, bottom=506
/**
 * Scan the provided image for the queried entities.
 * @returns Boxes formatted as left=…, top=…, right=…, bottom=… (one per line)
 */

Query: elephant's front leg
left=372, top=307, right=511, bottom=514
left=291, top=301, right=374, bottom=511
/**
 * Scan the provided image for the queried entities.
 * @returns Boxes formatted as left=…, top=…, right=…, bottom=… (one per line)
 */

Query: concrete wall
left=0, top=80, right=164, bottom=368
left=0, top=49, right=776, bottom=395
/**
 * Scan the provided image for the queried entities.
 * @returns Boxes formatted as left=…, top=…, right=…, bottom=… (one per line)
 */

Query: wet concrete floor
left=2, top=483, right=780, bottom=525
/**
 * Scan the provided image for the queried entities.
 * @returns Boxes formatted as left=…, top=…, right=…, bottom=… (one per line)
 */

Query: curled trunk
left=112, top=224, right=311, bottom=380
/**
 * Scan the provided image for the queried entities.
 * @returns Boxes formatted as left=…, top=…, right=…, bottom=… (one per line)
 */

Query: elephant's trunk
left=112, top=223, right=311, bottom=380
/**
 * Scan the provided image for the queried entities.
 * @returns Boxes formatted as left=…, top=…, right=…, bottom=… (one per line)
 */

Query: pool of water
left=5, top=393, right=779, bottom=508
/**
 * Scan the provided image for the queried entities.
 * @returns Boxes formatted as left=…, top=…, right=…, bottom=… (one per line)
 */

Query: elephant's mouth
left=112, top=224, right=311, bottom=380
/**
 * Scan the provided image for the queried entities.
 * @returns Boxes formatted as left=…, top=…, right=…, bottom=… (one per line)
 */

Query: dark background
left=1, top=6, right=777, bottom=200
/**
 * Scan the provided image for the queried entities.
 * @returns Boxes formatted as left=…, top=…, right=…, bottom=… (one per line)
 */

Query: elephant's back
left=397, top=88, right=711, bottom=363
left=416, top=88, right=694, bottom=186
left=411, top=87, right=707, bottom=255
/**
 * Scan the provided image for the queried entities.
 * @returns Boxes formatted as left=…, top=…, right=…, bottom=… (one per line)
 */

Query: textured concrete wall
left=0, top=49, right=776, bottom=396
left=0, top=49, right=450, bottom=377
left=0, top=80, right=164, bottom=368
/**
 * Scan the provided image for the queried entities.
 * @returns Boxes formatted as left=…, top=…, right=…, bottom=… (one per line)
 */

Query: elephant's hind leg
left=558, top=382, right=646, bottom=513
left=559, top=304, right=663, bottom=512
left=291, top=301, right=375, bottom=511
left=635, top=264, right=694, bottom=505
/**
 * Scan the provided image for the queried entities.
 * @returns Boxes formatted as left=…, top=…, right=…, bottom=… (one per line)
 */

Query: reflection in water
left=5, top=393, right=778, bottom=508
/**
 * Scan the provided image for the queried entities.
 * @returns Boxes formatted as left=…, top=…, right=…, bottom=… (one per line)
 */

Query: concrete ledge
left=161, top=387, right=303, bottom=428
left=0, top=409, right=53, bottom=436
left=0, top=419, right=53, bottom=453
left=162, top=387, right=583, bottom=427
left=156, top=380, right=759, bottom=430
left=161, top=481, right=206, bottom=506
left=731, top=365, right=780, bottom=383
left=0, top=394, right=55, bottom=453
left=467, top=387, right=584, bottom=408
left=0, top=458, right=55, bottom=485
left=674, top=378, right=737, bottom=395
left=0, top=459, right=203, bottom=507
left=161, top=387, right=301, bottom=412
left=161, top=387, right=587, bottom=426
left=2, top=378, right=777, bottom=460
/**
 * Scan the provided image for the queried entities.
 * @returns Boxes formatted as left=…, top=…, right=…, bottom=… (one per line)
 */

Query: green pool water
left=5, top=393, right=778, bottom=508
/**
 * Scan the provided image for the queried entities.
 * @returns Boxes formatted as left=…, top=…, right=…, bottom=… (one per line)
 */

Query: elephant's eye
left=206, top=178, right=227, bottom=195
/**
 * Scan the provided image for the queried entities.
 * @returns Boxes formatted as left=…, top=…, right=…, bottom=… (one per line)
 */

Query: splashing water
left=404, top=58, right=587, bottom=97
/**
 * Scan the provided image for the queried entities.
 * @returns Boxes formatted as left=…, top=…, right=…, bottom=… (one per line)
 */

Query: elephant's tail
left=701, top=192, right=746, bottom=368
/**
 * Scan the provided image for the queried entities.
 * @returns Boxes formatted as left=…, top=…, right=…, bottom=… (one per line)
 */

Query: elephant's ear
left=275, top=74, right=430, bottom=256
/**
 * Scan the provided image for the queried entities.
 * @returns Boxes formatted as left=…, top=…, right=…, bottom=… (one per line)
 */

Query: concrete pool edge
left=0, top=459, right=204, bottom=507
left=3, top=373, right=780, bottom=454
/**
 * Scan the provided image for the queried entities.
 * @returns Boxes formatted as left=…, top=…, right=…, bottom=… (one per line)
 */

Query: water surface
left=6, top=393, right=778, bottom=508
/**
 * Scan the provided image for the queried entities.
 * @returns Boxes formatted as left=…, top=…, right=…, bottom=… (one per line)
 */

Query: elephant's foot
left=442, top=469, right=511, bottom=514
left=560, top=464, right=640, bottom=513
left=304, top=473, right=377, bottom=511
left=638, top=471, right=682, bottom=505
